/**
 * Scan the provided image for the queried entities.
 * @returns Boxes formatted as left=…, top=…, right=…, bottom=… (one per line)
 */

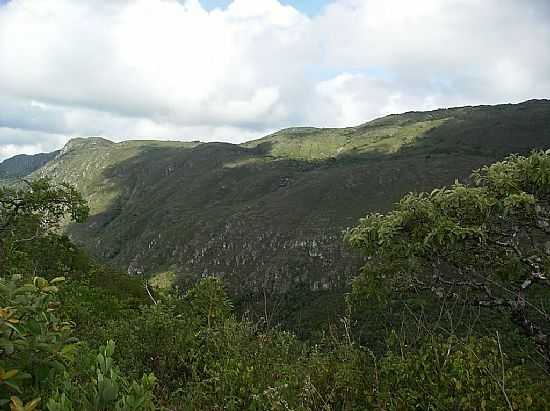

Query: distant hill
left=2, top=100, right=549, bottom=302
left=0, top=150, right=59, bottom=181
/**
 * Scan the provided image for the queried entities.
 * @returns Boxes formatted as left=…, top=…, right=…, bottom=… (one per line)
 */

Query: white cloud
left=0, top=128, right=67, bottom=158
left=0, top=0, right=548, bottom=159
left=314, top=0, right=550, bottom=111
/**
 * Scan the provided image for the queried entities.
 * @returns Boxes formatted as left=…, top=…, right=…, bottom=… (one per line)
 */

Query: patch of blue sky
left=283, top=0, right=331, bottom=16
left=199, top=0, right=232, bottom=11
left=200, top=0, right=331, bottom=16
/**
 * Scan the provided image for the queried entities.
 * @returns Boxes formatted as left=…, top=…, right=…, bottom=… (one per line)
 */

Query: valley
left=2, top=100, right=550, bottom=409
left=1, top=100, right=548, bottom=299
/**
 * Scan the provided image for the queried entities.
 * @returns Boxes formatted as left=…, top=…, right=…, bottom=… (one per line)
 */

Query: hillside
left=6, top=162, right=550, bottom=410
left=0, top=150, right=59, bottom=182
left=3, top=100, right=550, bottom=301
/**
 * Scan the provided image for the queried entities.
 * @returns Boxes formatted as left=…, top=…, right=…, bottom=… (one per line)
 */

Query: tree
left=0, top=178, right=89, bottom=277
left=184, top=277, right=233, bottom=329
left=346, top=151, right=550, bottom=367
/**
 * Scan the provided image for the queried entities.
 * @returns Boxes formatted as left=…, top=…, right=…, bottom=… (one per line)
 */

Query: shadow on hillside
left=64, top=99, right=550, bottom=336
left=74, top=98, right=550, bottom=274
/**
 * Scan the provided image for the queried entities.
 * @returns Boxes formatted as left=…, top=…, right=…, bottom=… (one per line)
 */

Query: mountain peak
left=62, top=137, right=114, bottom=153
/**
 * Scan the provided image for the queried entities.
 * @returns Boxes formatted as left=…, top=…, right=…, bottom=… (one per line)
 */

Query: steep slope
left=2, top=99, right=548, bottom=297
left=37, top=137, right=200, bottom=215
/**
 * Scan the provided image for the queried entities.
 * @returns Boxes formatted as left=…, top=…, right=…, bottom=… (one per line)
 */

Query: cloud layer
left=0, top=0, right=549, bottom=158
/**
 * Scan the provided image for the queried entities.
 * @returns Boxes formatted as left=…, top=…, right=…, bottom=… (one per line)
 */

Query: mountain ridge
left=7, top=98, right=549, bottom=161
left=1, top=99, right=550, bottom=301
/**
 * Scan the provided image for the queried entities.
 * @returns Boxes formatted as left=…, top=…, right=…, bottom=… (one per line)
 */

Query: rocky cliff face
left=1, top=100, right=548, bottom=296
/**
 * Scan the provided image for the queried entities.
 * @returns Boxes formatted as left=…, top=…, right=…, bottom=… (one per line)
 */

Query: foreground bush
left=0, top=275, right=156, bottom=410
left=98, top=278, right=549, bottom=410
left=374, top=334, right=545, bottom=410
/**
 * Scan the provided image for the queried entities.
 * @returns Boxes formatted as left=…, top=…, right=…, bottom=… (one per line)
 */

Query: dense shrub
left=0, top=275, right=155, bottom=411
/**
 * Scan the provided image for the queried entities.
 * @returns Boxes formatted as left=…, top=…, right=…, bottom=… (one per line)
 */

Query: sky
left=201, top=0, right=330, bottom=16
left=0, top=0, right=549, bottom=159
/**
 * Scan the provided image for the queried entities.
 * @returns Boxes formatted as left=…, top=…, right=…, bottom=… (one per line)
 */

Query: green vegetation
left=0, top=179, right=155, bottom=410
left=0, top=179, right=89, bottom=278
left=2, top=150, right=550, bottom=409
left=0, top=152, right=58, bottom=183
left=1, top=274, right=157, bottom=411
left=346, top=151, right=550, bottom=348
left=243, top=118, right=447, bottom=160
left=0, top=100, right=539, bottom=308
